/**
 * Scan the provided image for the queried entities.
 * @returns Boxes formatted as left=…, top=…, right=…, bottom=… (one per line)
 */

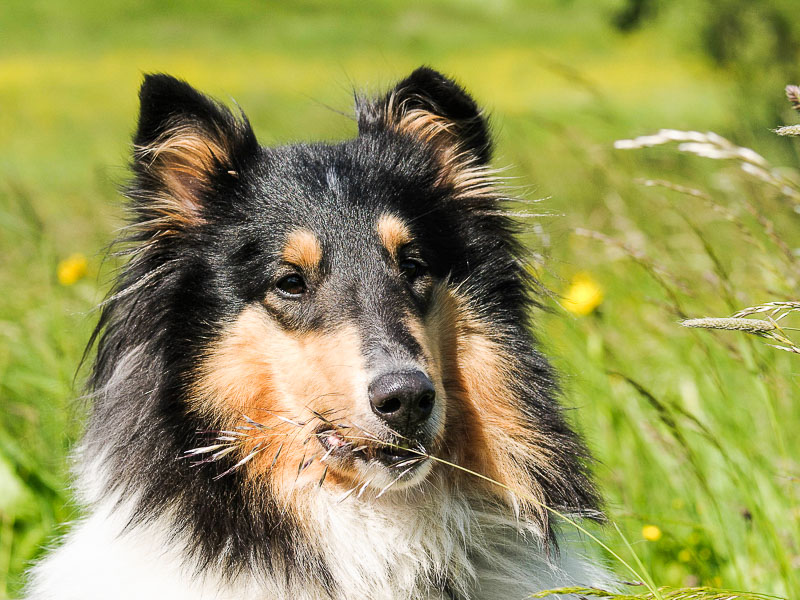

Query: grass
left=1, top=1, right=799, bottom=598
left=534, top=122, right=800, bottom=596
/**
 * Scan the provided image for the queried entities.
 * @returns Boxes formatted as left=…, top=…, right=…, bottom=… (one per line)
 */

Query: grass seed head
left=680, top=318, right=776, bottom=334
left=786, top=85, right=800, bottom=112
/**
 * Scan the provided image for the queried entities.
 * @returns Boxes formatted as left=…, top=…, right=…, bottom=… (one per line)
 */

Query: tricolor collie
left=26, top=68, right=611, bottom=599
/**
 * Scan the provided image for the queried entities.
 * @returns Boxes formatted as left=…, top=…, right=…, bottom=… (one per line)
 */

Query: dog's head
left=87, top=68, right=598, bottom=568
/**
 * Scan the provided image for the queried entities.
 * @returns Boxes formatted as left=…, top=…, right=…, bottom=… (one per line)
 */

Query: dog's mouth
left=316, top=426, right=427, bottom=468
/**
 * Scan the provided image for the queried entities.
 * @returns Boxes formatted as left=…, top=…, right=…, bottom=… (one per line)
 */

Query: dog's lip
left=315, top=426, right=427, bottom=467
left=316, top=428, right=352, bottom=457
left=373, top=445, right=421, bottom=465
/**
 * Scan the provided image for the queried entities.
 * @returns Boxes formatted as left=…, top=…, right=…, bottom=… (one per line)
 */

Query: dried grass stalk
left=615, top=129, right=800, bottom=204
left=681, top=303, right=800, bottom=355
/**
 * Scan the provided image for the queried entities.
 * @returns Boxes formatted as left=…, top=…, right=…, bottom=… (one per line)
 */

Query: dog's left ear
left=357, top=67, right=492, bottom=165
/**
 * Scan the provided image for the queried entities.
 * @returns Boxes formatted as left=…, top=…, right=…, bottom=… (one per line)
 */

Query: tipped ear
left=357, top=66, right=492, bottom=165
left=131, top=74, right=258, bottom=229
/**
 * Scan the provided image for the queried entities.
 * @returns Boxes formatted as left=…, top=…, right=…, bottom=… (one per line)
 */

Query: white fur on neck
left=25, top=462, right=612, bottom=600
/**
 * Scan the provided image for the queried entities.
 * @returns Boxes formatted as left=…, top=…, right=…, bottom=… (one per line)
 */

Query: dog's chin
left=316, top=427, right=435, bottom=493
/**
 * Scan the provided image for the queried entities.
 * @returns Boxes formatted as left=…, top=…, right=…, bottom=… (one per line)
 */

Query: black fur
left=84, top=67, right=600, bottom=590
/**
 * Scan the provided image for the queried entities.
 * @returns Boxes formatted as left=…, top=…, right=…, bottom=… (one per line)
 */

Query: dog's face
left=188, top=142, right=464, bottom=494
left=93, top=70, right=598, bottom=555
left=129, top=70, right=511, bottom=498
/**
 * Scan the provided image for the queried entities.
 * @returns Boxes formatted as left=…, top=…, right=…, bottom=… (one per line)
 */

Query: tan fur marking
left=421, top=286, right=554, bottom=523
left=376, top=213, right=411, bottom=259
left=282, top=229, right=323, bottom=272
left=191, top=307, right=369, bottom=502
left=135, top=123, right=233, bottom=229
left=191, top=288, right=552, bottom=521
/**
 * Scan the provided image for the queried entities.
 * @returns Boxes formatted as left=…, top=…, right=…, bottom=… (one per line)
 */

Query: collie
left=26, top=67, right=611, bottom=599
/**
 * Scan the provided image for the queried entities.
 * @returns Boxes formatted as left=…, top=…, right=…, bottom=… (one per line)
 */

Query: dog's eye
left=276, top=274, right=307, bottom=297
left=399, top=259, right=425, bottom=281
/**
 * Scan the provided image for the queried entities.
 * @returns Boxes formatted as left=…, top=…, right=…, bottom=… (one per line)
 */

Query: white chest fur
left=25, top=476, right=610, bottom=600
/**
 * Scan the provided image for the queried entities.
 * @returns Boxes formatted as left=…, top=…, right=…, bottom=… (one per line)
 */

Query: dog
left=25, top=67, right=611, bottom=599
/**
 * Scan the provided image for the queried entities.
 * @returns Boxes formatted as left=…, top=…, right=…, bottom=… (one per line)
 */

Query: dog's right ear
left=131, top=74, right=258, bottom=230
left=356, top=68, right=500, bottom=201
left=356, top=67, right=492, bottom=165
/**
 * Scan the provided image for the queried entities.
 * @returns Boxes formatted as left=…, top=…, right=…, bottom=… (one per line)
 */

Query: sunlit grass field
left=2, top=1, right=799, bottom=598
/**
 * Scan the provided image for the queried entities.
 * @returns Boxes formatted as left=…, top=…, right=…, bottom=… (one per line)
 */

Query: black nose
left=368, top=371, right=435, bottom=431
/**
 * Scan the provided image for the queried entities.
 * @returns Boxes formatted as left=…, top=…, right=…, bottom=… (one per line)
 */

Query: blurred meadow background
left=1, top=0, right=799, bottom=597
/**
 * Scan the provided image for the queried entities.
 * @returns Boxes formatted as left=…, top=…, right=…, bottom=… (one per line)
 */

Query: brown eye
left=399, top=259, right=425, bottom=281
left=276, top=274, right=307, bottom=297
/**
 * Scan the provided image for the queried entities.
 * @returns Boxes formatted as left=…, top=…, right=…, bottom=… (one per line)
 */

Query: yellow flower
left=57, top=253, right=88, bottom=286
left=678, top=549, right=692, bottom=562
left=564, top=272, right=603, bottom=316
left=642, top=524, right=662, bottom=541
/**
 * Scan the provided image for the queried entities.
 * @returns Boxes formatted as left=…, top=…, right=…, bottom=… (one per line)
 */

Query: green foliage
left=533, top=105, right=800, bottom=596
left=1, top=1, right=798, bottom=599
left=531, top=587, right=782, bottom=600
